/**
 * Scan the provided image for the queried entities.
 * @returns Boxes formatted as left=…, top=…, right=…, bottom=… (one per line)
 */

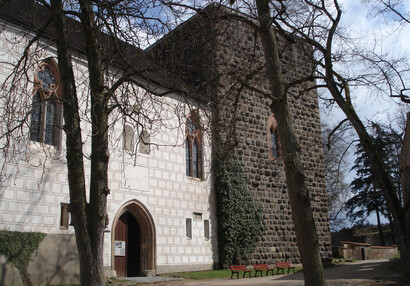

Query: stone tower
left=149, top=4, right=332, bottom=265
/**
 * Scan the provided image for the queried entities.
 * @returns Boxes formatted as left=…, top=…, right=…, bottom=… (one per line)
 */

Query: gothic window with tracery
left=185, top=113, right=202, bottom=178
left=30, top=59, right=62, bottom=147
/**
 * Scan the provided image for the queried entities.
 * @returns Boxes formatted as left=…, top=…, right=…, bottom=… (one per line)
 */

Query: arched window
left=185, top=113, right=202, bottom=178
left=30, top=59, right=62, bottom=147
left=268, top=114, right=281, bottom=159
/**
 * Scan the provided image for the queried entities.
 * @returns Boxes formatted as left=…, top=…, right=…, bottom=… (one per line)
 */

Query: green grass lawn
left=165, top=269, right=231, bottom=280
left=163, top=267, right=302, bottom=280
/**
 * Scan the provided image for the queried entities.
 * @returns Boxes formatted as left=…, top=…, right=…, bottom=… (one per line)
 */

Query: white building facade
left=0, top=4, right=217, bottom=282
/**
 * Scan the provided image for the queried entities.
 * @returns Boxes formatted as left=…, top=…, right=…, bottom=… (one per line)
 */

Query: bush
left=215, top=158, right=265, bottom=267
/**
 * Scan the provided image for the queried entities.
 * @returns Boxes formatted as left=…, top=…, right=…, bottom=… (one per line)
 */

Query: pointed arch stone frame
left=111, top=199, right=156, bottom=277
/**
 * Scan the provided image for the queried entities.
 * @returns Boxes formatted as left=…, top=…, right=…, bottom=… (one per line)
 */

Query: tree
left=214, top=0, right=410, bottom=283
left=0, top=1, right=189, bottom=285
left=253, top=0, right=410, bottom=282
left=253, top=1, right=326, bottom=284
left=212, top=0, right=327, bottom=284
left=365, top=0, right=410, bottom=25
left=346, top=123, right=402, bottom=244
left=153, top=0, right=408, bottom=283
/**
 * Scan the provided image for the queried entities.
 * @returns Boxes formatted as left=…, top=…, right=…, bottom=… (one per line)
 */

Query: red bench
left=229, top=265, right=251, bottom=279
left=253, top=264, right=275, bottom=277
left=276, top=262, right=295, bottom=274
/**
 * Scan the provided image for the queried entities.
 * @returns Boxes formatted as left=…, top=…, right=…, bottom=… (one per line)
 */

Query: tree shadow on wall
left=28, top=233, right=80, bottom=286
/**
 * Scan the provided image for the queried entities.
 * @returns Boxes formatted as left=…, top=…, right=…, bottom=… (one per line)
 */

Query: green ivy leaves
left=215, top=158, right=265, bottom=267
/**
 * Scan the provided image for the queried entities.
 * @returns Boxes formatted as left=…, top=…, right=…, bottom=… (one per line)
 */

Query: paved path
left=120, top=259, right=403, bottom=286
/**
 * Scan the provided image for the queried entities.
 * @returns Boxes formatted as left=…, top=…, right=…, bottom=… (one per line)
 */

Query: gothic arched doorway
left=112, top=200, right=156, bottom=277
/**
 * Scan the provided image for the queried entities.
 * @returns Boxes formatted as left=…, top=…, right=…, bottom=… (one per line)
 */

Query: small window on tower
left=193, top=212, right=202, bottom=221
left=60, top=203, right=69, bottom=229
left=270, top=127, right=279, bottom=157
left=267, top=114, right=281, bottom=159
left=186, top=218, right=192, bottom=239
left=204, top=219, right=210, bottom=240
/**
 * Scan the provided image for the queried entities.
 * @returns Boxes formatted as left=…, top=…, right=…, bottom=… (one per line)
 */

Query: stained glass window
left=29, top=61, right=61, bottom=147
left=37, top=67, right=56, bottom=91
left=30, top=93, right=42, bottom=142
left=44, top=99, right=56, bottom=145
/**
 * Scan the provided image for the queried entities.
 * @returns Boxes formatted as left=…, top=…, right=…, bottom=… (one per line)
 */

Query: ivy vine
left=215, top=158, right=265, bottom=268
left=0, top=230, right=46, bottom=286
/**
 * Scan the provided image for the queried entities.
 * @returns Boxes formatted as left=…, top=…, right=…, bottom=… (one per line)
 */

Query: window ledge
left=29, top=140, right=61, bottom=154
left=186, top=176, right=204, bottom=182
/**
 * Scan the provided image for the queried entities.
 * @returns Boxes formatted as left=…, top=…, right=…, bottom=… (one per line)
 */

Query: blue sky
left=325, top=0, right=410, bottom=122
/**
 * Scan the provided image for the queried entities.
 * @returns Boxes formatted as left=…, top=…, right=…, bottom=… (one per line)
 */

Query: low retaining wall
left=338, top=241, right=398, bottom=260
left=0, top=233, right=80, bottom=286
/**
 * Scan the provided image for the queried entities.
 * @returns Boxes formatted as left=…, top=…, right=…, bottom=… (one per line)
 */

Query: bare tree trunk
left=51, top=0, right=108, bottom=285
left=249, top=0, right=410, bottom=281
left=78, top=0, right=110, bottom=284
left=255, top=1, right=325, bottom=285
left=375, top=204, right=386, bottom=246
left=386, top=212, right=396, bottom=244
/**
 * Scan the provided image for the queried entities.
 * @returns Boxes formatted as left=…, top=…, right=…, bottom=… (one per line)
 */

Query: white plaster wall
left=104, top=94, right=215, bottom=272
left=0, top=21, right=217, bottom=273
left=0, top=22, right=74, bottom=234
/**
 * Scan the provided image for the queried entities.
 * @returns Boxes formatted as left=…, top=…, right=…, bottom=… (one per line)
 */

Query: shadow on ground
left=276, top=259, right=403, bottom=285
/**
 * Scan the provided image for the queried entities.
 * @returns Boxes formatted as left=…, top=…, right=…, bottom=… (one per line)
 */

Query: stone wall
left=212, top=11, right=331, bottom=264
left=332, top=225, right=395, bottom=254
left=339, top=242, right=398, bottom=260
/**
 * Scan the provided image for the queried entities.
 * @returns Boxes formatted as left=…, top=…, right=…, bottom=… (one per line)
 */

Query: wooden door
left=115, top=213, right=128, bottom=277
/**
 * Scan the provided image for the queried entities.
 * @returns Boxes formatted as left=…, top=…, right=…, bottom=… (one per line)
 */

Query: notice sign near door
left=115, top=241, right=126, bottom=256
